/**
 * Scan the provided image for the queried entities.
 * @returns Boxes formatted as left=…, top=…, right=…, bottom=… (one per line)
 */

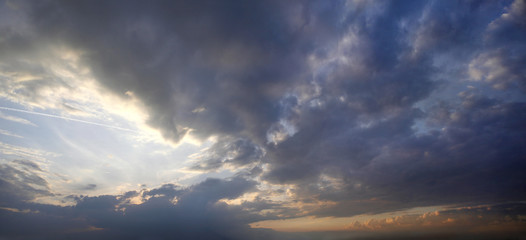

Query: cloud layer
left=1, top=0, right=525, bottom=239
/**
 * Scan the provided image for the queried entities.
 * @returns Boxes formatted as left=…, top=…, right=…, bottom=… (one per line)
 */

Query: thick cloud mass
left=1, top=0, right=526, bottom=239
left=0, top=168, right=269, bottom=240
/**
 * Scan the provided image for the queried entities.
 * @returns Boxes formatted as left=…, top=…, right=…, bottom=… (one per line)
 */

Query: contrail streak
left=0, top=106, right=139, bottom=133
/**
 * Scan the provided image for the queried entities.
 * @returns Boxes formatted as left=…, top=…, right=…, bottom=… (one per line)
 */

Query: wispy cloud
left=0, top=111, right=36, bottom=126
left=0, top=106, right=138, bottom=133
left=0, top=129, right=23, bottom=139
left=0, top=142, right=58, bottom=162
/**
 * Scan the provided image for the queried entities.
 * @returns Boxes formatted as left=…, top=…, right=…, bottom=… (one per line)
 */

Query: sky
left=0, top=0, right=525, bottom=239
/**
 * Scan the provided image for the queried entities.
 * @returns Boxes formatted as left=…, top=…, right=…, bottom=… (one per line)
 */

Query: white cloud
left=0, top=129, right=23, bottom=138
left=0, top=111, right=36, bottom=126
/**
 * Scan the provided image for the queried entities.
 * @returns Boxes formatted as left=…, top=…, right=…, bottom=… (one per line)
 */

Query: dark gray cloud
left=80, top=183, right=97, bottom=191
left=467, top=0, right=526, bottom=92
left=305, top=94, right=526, bottom=216
left=0, top=159, right=52, bottom=207
left=22, top=0, right=309, bottom=144
left=0, top=174, right=283, bottom=240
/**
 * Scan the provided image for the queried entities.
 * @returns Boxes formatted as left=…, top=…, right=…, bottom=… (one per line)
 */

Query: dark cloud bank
left=1, top=0, right=526, bottom=239
left=1, top=161, right=270, bottom=239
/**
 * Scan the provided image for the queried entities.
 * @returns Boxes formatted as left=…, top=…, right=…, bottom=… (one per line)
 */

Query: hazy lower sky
left=1, top=0, right=525, bottom=239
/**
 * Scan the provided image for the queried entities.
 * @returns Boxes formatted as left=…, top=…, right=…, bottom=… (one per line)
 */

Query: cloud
left=0, top=111, right=37, bottom=126
left=80, top=184, right=97, bottom=191
left=251, top=0, right=526, bottom=218
left=464, top=0, right=526, bottom=92
left=18, top=0, right=304, bottom=144
left=347, top=203, right=526, bottom=235
left=190, top=137, right=264, bottom=171
left=0, top=174, right=284, bottom=240
left=0, top=159, right=52, bottom=207
left=278, top=93, right=526, bottom=218
left=0, top=0, right=525, bottom=238
left=0, top=142, right=58, bottom=162
left=0, top=129, right=23, bottom=138
left=0, top=106, right=138, bottom=133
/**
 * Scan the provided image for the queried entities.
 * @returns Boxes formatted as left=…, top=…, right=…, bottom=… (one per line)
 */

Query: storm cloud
left=0, top=169, right=272, bottom=240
